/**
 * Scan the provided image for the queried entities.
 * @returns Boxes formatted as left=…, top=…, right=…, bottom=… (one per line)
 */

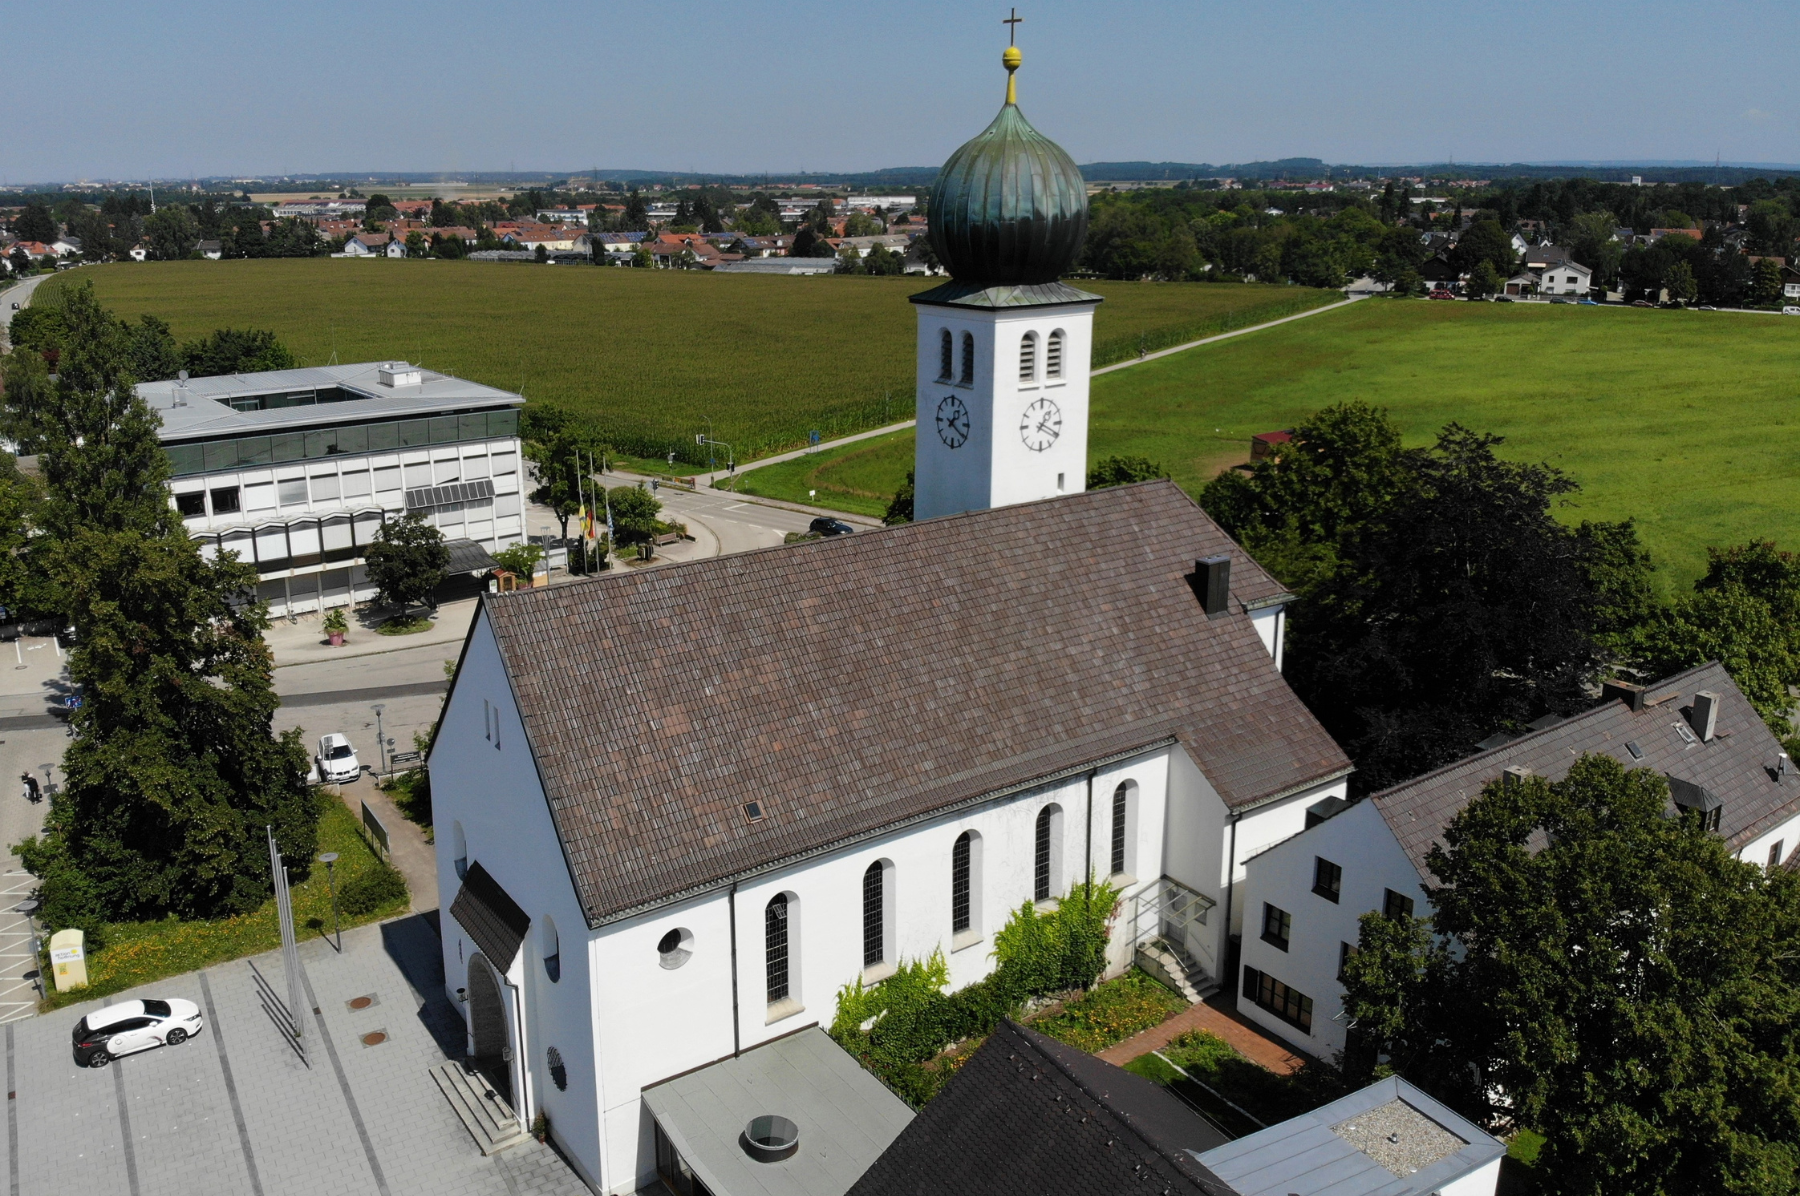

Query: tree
left=180, top=328, right=297, bottom=377
left=1449, top=218, right=1516, bottom=278
left=363, top=515, right=449, bottom=613
left=405, top=231, right=427, bottom=258
left=606, top=485, right=662, bottom=546
left=1342, top=755, right=1800, bottom=1196
left=523, top=408, right=610, bottom=541
left=127, top=315, right=181, bottom=382
left=142, top=206, right=200, bottom=260
left=1752, top=256, right=1784, bottom=307
left=13, top=201, right=56, bottom=244
left=6, top=305, right=68, bottom=358
left=7, top=246, right=29, bottom=277
left=1466, top=260, right=1500, bottom=298
left=624, top=192, right=649, bottom=229
left=1665, top=258, right=1698, bottom=303
left=1746, top=199, right=1795, bottom=256
left=863, top=242, right=904, bottom=276
left=883, top=471, right=914, bottom=525
left=11, top=285, right=314, bottom=928
left=1565, top=210, right=1622, bottom=290
left=1087, top=455, right=1170, bottom=488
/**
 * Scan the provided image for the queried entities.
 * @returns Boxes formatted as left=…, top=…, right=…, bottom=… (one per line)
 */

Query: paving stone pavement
left=6, top=913, right=589, bottom=1196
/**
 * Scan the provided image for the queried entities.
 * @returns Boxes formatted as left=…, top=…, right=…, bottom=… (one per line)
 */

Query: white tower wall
left=913, top=298, right=1098, bottom=521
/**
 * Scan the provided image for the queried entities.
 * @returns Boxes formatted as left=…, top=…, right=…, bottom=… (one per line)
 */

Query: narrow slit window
left=1019, top=332, right=1037, bottom=382
left=960, top=332, right=975, bottom=385
left=862, top=862, right=885, bottom=967
left=938, top=328, right=953, bottom=381
left=1110, top=785, right=1128, bottom=875
left=765, top=894, right=790, bottom=1004
left=952, top=832, right=972, bottom=933
left=1034, top=807, right=1053, bottom=901
left=1046, top=329, right=1064, bottom=378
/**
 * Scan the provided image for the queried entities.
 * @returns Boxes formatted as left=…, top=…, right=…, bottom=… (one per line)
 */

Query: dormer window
left=1669, top=775, right=1723, bottom=832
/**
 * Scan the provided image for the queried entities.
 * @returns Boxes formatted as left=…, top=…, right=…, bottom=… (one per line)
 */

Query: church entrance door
left=466, top=954, right=513, bottom=1105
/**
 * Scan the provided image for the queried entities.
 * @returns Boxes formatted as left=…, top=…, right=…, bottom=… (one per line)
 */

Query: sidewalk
left=337, top=772, right=438, bottom=912
left=266, top=597, right=479, bottom=668
left=1096, top=995, right=1309, bottom=1075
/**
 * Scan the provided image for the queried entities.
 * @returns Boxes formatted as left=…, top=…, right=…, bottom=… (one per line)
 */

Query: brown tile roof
left=480, top=482, right=1347, bottom=926
left=1372, top=662, right=1799, bottom=881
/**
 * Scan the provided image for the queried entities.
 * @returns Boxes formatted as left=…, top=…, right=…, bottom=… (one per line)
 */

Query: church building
left=429, top=39, right=1350, bottom=1196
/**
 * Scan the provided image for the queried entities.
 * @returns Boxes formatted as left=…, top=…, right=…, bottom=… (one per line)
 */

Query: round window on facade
left=658, top=927, right=694, bottom=970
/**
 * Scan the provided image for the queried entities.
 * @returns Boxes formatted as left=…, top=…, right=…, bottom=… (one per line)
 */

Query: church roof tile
left=481, top=480, right=1351, bottom=926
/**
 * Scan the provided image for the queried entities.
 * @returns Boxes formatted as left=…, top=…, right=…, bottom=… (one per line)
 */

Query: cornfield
left=42, top=261, right=1333, bottom=464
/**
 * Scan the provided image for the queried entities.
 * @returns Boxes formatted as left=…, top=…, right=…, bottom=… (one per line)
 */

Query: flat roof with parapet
left=1196, top=1075, right=1505, bottom=1196
left=137, top=361, right=523, bottom=443
left=641, top=1028, right=914, bottom=1196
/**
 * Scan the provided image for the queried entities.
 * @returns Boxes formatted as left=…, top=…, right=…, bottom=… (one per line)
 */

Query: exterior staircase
left=1136, top=937, right=1219, bottom=1004
left=431, top=1060, right=529, bottom=1155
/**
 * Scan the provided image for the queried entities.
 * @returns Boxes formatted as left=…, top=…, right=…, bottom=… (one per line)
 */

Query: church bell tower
left=911, top=27, right=1102, bottom=522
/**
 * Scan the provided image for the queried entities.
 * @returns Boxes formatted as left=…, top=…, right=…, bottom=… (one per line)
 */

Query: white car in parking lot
left=73, top=998, right=204, bottom=1067
left=316, top=733, right=361, bottom=783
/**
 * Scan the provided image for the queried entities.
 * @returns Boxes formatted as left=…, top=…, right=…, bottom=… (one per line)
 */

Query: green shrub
left=337, top=862, right=408, bottom=916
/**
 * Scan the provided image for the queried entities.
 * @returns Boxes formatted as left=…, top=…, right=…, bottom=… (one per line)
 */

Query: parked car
left=1783, top=306, right=1800, bottom=316
left=1697, top=305, right=1718, bottom=311
left=1577, top=299, right=1599, bottom=305
left=809, top=517, right=856, bottom=537
left=316, top=733, right=361, bottom=783
left=1551, top=297, right=1573, bottom=304
left=73, top=998, right=203, bottom=1068
left=1427, top=289, right=1456, bottom=300
left=1492, top=295, right=1513, bottom=303
left=1631, top=300, right=1655, bottom=308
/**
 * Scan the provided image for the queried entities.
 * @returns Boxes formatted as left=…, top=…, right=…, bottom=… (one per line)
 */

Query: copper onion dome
left=926, top=46, right=1088, bottom=288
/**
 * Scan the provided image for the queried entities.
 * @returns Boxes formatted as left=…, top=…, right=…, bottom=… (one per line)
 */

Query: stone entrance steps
left=431, top=1060, right=529, bottom=1155
left=1136, top=939, right=1219, bottom=1005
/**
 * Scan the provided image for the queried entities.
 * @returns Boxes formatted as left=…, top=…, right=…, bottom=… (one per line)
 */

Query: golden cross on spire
left=1002, top=8, right=1023, bottom=103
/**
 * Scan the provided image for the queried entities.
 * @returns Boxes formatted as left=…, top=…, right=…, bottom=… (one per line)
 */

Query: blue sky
left=6, top=0, right=1795, bottom=182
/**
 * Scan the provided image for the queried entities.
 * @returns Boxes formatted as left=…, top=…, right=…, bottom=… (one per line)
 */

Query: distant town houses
left=273, top=198, right=366, bottom=219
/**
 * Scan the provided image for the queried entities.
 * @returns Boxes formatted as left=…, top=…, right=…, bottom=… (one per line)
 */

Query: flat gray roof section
left=641, top=1028, right=914, bottom=1196
left=1196, top=1076, right=1505, bottom=1196
left=137, top=361, right=523, bottom=442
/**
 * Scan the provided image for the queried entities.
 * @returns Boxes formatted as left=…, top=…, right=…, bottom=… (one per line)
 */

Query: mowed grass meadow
left=41, top=260, right=1333, bottom=463
left=741, top=300, right=1800, bottom=592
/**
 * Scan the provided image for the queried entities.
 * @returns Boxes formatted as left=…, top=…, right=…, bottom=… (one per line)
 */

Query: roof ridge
left=1371, top=661, right=1730, bottom=806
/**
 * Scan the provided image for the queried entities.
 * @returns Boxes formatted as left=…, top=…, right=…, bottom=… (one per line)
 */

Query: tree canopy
left=1341, top=754, right=1800, bottom=1196
left=363, top=515, right=449, bottom=613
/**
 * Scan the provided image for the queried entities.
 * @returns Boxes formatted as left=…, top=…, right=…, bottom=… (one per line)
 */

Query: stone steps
left=1136, top=940, right=1219, bottom=1005
left=431, top=1060, right=529, bottom=1155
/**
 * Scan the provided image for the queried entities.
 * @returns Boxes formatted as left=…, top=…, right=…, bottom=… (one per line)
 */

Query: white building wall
left=169, top=435, right=524, bottom=616
left=582, top=748, right=1174, bottom=1195
left=1442, top=1157, right=1502, bottom=1196
left=1234, top=800, right=1423, bottom=1058
left=431, top=610, right=603, bottom=1191
left=1734, top=806, right=1800, bottom=870
left=912, top=300, right=1097, bottom=521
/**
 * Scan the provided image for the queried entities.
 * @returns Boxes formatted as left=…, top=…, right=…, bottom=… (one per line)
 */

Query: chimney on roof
left=1689, top=690, right=1721, bottom=742
left=1501, top=765, right=1532, bottom=790
left=1601, top=678, right=1646, bottom=712
left=1195, top=555, right=1231, bottom=619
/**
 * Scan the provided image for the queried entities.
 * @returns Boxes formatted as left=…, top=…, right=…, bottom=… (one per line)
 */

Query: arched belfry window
left=1019, top=332, right=1037, bottom=382
left=1047, top=330, right=1065, bottom=378
left=765, top=894, right=792, bottom=1004
left=1035, top=805, right=1063, bottom=901
left=938, top=328, right=953, bottom=381
left=960, top=332, right=975, bottom=385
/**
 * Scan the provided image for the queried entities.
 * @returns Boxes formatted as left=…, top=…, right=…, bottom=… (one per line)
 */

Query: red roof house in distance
left=1250, top=429, right=1293, bottom=461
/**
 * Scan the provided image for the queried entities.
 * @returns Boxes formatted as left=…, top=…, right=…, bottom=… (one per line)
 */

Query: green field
left=726, top=427, right=915, bottom=517
left=39, top=261, right=1331, bottom=465
left=734, top=300, right=1800, bottom=592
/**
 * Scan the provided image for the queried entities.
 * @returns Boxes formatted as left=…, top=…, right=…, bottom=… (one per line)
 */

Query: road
left=0, top=272, right=53, bottom=335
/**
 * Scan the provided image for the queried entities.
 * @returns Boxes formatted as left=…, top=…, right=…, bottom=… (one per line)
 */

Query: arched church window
left=862, top=861, right=886, bottom=967
left=952, top=831, right=974, bottom=933
left=1047, top=330, right=1065, bottom=378
left=765, top=893, right=792, bottom=1004
left=1019, top=332, right=1037, bottom=382
left=1035, top=805, right=1063, bottom=902
left=1111, top=781, right=1138, bottom=877
left=938, top=328, right=953, bottom=381
left=960, top=332, right=975, bottom=385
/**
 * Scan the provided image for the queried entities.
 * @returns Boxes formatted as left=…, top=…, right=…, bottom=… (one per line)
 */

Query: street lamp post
left=14, top=899, right=41, bottom=998
left=318, top=853, right=342, bottom=952
left=372, top=703, right=387, bottom=776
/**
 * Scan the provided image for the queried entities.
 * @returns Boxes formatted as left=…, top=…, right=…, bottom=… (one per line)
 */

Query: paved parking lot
left=1, top=913, right=587, bottom=1196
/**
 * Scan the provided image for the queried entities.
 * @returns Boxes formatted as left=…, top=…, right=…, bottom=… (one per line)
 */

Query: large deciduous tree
left=363, top=514, right=449, bottom=614
left=1341, top=755, right=1800, bottom=1196
left=9, top=284, right=315, bottom=931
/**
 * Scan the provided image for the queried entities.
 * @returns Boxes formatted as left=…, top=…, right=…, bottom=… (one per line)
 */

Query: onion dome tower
left=910, top=29, right=1102, bottom=522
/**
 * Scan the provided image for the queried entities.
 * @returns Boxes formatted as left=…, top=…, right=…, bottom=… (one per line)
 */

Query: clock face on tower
left=1019, top=397, right=1062, bottom=452
left=936, top=395, right=971, bottom=448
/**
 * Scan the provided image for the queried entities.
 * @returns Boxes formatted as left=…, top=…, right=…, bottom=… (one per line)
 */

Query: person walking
left=20, top=773, right=39, bottom=803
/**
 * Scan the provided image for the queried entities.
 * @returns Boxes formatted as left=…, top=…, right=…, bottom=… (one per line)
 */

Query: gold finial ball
left=1003, top=45, right=1022, bottom=71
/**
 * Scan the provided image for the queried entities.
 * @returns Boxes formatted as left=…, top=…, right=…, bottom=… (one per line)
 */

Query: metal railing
left=1129, top=876, right=1219, bottom=981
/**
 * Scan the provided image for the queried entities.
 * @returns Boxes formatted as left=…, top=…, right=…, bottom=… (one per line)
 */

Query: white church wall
left=1164, top=747, right=1230, bottom=980
left=583, top=747, right=1172, bottom=1194
left=1234, top=799, right=1423, bottom=1058
left=431, top=608, right=604, bottom=1190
